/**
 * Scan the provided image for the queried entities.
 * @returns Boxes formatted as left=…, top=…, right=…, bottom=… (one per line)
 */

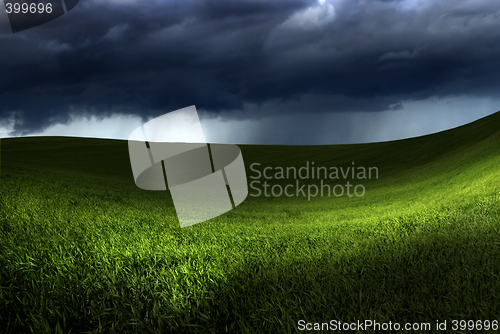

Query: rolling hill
left=1, top=111, right=500, bottom=333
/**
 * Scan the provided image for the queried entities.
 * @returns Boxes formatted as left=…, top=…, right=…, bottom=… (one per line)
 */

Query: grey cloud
left=0, top=0, right=500, bottom=136
left=102, top=23, right=130, bottom=41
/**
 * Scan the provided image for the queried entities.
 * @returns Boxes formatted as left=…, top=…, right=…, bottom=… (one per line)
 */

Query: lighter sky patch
left=395, top=0, right=430, bottom=12
left=1, top=100, right=499, bottom=146
left=0, top=113, right=144, bottom=140
left=279, top=0, right=336, bottom=30
left=139, top=106, right=206, bottom=143
left=90, top=0, right=140, bottom=5
left=201, top=95, right=500, bottom=145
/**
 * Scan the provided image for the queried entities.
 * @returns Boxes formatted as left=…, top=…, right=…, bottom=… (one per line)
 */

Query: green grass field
left=1, top=111, right=500, bottom=333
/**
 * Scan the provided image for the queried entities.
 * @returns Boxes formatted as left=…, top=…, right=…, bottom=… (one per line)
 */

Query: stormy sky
left=1, top=0, right=500, bottom=144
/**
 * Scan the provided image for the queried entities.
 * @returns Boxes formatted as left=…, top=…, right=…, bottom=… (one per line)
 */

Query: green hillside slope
left=1, top=111, right=500, bottom=333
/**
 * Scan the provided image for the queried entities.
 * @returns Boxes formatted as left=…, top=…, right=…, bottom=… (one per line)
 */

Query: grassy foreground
left=1, top=112, right=500, bottom=333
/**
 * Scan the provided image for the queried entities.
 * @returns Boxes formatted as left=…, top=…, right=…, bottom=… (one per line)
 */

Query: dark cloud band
left=1, top=0, right=500, bottom=135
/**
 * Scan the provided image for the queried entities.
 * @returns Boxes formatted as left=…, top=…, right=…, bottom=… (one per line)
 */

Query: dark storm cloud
left=1, top=0, right=500, bottom=134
